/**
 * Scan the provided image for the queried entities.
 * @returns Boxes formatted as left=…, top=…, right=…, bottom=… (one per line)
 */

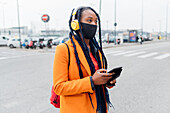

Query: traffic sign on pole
left=41, top=14, right=50, bottom=23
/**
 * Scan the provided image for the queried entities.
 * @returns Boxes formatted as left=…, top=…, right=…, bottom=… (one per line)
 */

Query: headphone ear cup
left=71, top=20, right=79, bottom=31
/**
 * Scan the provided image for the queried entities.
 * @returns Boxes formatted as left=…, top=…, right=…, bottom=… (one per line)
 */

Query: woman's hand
left=92, top=69, right=114, bottom=85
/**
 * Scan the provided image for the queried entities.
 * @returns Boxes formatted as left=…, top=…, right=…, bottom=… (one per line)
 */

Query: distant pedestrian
left=138, top=35, right=143, bottom=44
left=107, top=33, right=110, bottom=44
left=53, top=6, right=117, bottom=113
left=136, top=36, right=139, bottom=42
left=158, top=34, right=161, bottom=40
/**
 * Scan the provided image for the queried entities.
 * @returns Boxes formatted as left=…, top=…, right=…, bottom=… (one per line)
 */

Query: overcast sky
left=0, top=0, right=170, bottom=32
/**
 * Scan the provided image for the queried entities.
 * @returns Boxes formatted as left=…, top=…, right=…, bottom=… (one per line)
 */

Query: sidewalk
left=102, top=39, right=170, bottom=49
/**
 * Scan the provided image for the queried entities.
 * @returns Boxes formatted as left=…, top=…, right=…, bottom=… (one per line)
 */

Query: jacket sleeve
left=53, top=44, right=94, bottom=96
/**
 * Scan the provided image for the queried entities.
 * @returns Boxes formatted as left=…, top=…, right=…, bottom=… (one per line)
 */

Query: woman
left=53, top=6, right=117, bottom=113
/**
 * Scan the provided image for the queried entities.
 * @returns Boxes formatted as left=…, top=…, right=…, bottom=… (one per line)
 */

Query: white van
left=7, top=38, right=21, bottom=48
left=0, top=36, right=9, bottom=46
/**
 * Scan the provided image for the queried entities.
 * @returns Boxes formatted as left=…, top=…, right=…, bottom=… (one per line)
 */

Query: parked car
left=102, top=36, right=107, bottom=43
left=52, top=38, right=59, bottom=45
left=22, top=39, right=29, bottom=47
left=53, top=37, right=69, bottom=45
left=7, top=38, right=21, bottom=48
left=102, top=35, right=115, bottom=43
left=108, top=36, right=115, bottom=43
left=0, top=36, right=9, bottom=46
left=52, top=37, right=61, bottom=45
left=43, top=38, right=53, bottom=47
left=123, top=35, right=129, bottom=43
left=142, top=35, right=153, bottom=41
left=43, top=38, right=53, bottom=48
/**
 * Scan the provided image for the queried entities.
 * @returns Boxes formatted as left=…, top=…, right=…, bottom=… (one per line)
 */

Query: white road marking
left=153, top=54, right=170, bottom=60
left=105, top=51, right=124, bottom=55
left=0, top=57, right=7, bottom=60
left=138, top=52, right=159, bottom=58
left=124, top=51, right=146, bottom=56
left=113, top=51, right=135, bottom=56
left=0, top=53, right=44, bottom=60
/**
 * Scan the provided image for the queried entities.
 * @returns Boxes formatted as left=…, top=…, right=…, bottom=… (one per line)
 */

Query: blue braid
left=68, top=9, right=83, bottom=79
left=69, top=32, right=84, bottom=79
left=74, top=34, right=96, bottom=74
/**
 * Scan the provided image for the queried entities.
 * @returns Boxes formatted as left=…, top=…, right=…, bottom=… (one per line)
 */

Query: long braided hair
left=68, top=6, right=112, bottom=112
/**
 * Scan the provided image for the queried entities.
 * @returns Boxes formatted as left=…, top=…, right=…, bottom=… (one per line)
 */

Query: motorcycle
left=39, top=39, right=44, bottom=49
left=29, top=41, right=37, bottom=49
left=47, top=39, right=53, bottom=48
left=25, top=41, right=29, bottom=49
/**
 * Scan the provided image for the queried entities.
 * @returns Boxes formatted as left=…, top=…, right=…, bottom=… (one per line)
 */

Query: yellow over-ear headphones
left=71, top=8, right=80, bottom=31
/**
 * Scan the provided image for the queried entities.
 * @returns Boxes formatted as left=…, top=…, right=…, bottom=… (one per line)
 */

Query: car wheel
left=9, top=44, right=14, bottom=48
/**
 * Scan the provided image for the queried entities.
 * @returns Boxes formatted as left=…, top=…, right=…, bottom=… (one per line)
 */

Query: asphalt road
left=104, top=41, right=170, bottom=113
left=0, top=40, right=170, bottom=113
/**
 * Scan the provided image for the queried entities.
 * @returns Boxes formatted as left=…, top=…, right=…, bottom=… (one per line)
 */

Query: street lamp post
left=141, top=0, right=143, bottom=36
left=166, top=1, right=170, bottom=40
left=114, top=0, right=117, bottom=45
left=99, top=0, right=102, bottom=16
left=17, top=0, right=21, bottom=48
left=159, top=20, right=161, bottom=36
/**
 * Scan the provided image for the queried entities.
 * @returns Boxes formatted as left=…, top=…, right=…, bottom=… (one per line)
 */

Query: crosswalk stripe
left=105, top=51, right=124, bottom=55
left=1, top=52, right=17, bottom=55
left=124, top=51, right=146, bottom=56
left=138, top=52, right=159, bottom=58
left=0, top=57, right=7, bottom=60
left=113, top=51, right=135, bottom=56
left=153, top=54, right=170, bottom=60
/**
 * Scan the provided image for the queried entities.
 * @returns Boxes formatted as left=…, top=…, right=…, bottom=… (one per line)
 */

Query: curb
left=102, top=40, right=170, bottom=49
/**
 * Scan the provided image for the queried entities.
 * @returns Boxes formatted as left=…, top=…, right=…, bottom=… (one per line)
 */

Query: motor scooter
left=29, top=41, right=37, bottom=49
left=47, top=39, right=53, bottom=48
left=25, top=41, right=29, bottom=49
left=39, top=39, right=44, bottom=49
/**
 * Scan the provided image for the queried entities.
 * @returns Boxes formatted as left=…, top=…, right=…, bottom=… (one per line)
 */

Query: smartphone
left=106, top=67, right=123, bottom=86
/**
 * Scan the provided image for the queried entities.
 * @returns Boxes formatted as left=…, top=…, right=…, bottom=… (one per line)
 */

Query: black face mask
left=80, top=22, right=97, bottom=39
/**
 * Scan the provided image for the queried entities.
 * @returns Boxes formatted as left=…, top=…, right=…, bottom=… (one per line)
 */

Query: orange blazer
left=53, top=37, right=108, bottom=113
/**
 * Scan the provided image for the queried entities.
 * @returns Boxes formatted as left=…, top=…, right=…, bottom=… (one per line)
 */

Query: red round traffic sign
left=42, top=14, right=50, bottom=23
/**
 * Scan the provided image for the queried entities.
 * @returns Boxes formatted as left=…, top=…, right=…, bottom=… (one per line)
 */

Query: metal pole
left=98, top=0, right=102, bottom=43
left=107, top=20, right=108, bottom=31
left=99, top=0, right=102, bottom=16
left=114, top=0, right=117, bottom=45
left=159, top=20, right=161, bottom=36
left=166, top=2, right=169, bottom=40
left=17, top=0, right=21, bottom=48
left=141, top=0, right=143, bottom=36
